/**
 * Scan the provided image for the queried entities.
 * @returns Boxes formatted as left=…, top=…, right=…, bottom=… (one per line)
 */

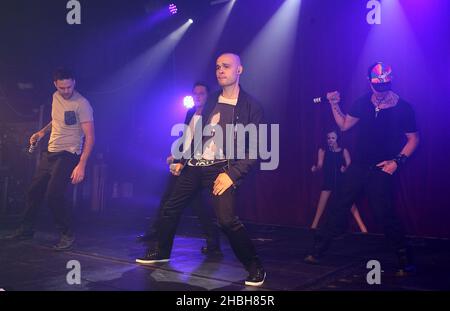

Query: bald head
left=217, top=53, right=241, bottom=66
left=216, top=53, right=243, bottom=88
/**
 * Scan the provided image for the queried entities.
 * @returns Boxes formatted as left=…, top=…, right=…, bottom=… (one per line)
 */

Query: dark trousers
left=22, top=151, right=79, bottom=235
left=146, top=173, right=220, bottom=249
left=153, top=163, right=261, bottom=269
left=314, top=164, right=407, bottom=255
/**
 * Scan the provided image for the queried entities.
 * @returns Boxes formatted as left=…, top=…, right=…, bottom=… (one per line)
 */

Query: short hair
left=192, top=81, right=209, bottom=93
left=53, top=67, right=75, bottom=81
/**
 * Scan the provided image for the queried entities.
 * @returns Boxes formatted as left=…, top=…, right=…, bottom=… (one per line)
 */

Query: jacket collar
left=202, top=85, right=248, bottom=119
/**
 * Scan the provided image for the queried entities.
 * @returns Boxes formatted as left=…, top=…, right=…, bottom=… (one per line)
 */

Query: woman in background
left=311, top=130, right=368, bottom=233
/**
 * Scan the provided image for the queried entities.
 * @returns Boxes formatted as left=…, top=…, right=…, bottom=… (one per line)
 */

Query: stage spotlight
left=241, top=0, right=301, bottom=106
left=168, top=3, right=178, bottom=15
left=210, top=0, right=235, bottom=5
left=94, top=20, right=192, bottom=94
left=183, top=96, right=195, bottom=109
left=188, top=18, right=194, bottom=24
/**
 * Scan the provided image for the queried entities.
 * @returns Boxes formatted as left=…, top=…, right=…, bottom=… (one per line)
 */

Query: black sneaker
left=245, top=264, right=266, bottom=287
left=53, top=234, right=75, bottom=251
left=136, top=249, right=170, bottom=264
left=395, top=247, right=416, bottom=277
left=201, top=245, right=223, bottom=257
left=304, top=254, right=321, bottom=264
left=304, top=235, right=330, bottom=264
left=4, top=228, right=34, bottom=241
left=136, top=234, right=156, bottom=243
left=395, top=264, right=416, bottom=277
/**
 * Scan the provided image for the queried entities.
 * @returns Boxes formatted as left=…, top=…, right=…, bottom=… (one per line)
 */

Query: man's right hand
left=170, top=163, right=184, bottom=176
left=326, top=91, right=341, bottom=105
left=29, top=131, right=44, bottom=145
left=311, top=165, right=322, bottom=173
left=166, top=155, right=175, bottom=165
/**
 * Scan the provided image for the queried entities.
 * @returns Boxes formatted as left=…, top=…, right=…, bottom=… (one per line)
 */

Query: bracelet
left=394, top=154, right=408, bottom=166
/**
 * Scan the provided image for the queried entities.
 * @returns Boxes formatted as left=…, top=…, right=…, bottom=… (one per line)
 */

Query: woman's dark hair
left=320, top=128, right=341, bottom=150
left=325, top=129, right=339, bottom=141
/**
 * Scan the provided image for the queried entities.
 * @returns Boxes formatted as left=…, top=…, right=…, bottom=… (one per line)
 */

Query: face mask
left=369, top=62, right=393, bottom=84
left=372, top=82, right=392, bottom=92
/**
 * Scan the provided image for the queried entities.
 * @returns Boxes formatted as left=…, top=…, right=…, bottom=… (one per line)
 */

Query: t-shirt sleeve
left=401, top=102, right=418, bottom=133
left=78, top=100, right=94, bottom=123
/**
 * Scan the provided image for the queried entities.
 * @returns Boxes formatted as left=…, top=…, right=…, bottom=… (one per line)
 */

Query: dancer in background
left=136, top=82, right=222, bottom=256
left=310, top=130, right=367, bottom=233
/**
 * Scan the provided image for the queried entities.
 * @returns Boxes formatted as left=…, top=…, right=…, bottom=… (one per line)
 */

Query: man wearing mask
left=305, top=62, right=419, bottom=276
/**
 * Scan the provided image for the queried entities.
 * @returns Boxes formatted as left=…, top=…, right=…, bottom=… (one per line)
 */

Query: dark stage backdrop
left=1, top=0, right=449, bottom=237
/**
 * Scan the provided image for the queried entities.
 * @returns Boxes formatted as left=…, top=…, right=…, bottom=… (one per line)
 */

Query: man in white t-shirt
left=7, top=68, right=95, bottom=251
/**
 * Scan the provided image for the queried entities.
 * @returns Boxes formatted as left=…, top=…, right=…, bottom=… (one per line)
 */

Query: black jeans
left=145, top=173, right=220, bottom=249
left=313, top=164, right=407, bottom=255
left=153, top=162, right=261, bottom=269
left=22, top=151, right=79, bottom=235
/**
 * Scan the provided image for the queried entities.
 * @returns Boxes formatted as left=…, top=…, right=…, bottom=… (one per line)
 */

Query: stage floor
left=1, top=211, right=449, bottom=291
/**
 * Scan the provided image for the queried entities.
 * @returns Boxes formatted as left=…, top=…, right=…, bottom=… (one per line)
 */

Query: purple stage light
left=168, top=4, right=178, bottom=15
left=183, top=96, right=194, bottom=109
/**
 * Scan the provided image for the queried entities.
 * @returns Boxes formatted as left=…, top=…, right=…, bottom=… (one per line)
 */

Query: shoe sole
left=53, top=246, right=73, bottom=251
left=304, top=255, right=320, bottom=265
left=136, top=237, right=155, bottom=243
left=395, top=270, right=416, bottom=277
left=135, top=258, right=170, bottom=264
left=203, top=251, right=223, bottom=256
left=53, top=240, right=75, bottom=251
left=205, top=254, right=224, bottom=258
left=245, top=272, right=266, bottom=287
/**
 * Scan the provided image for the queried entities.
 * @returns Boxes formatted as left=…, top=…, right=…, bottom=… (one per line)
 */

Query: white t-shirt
left=182, top=114, right=201, bottom=154
left=188, top=95, right=237, bottom=166
left=48, top=90, right=93, bottom=155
